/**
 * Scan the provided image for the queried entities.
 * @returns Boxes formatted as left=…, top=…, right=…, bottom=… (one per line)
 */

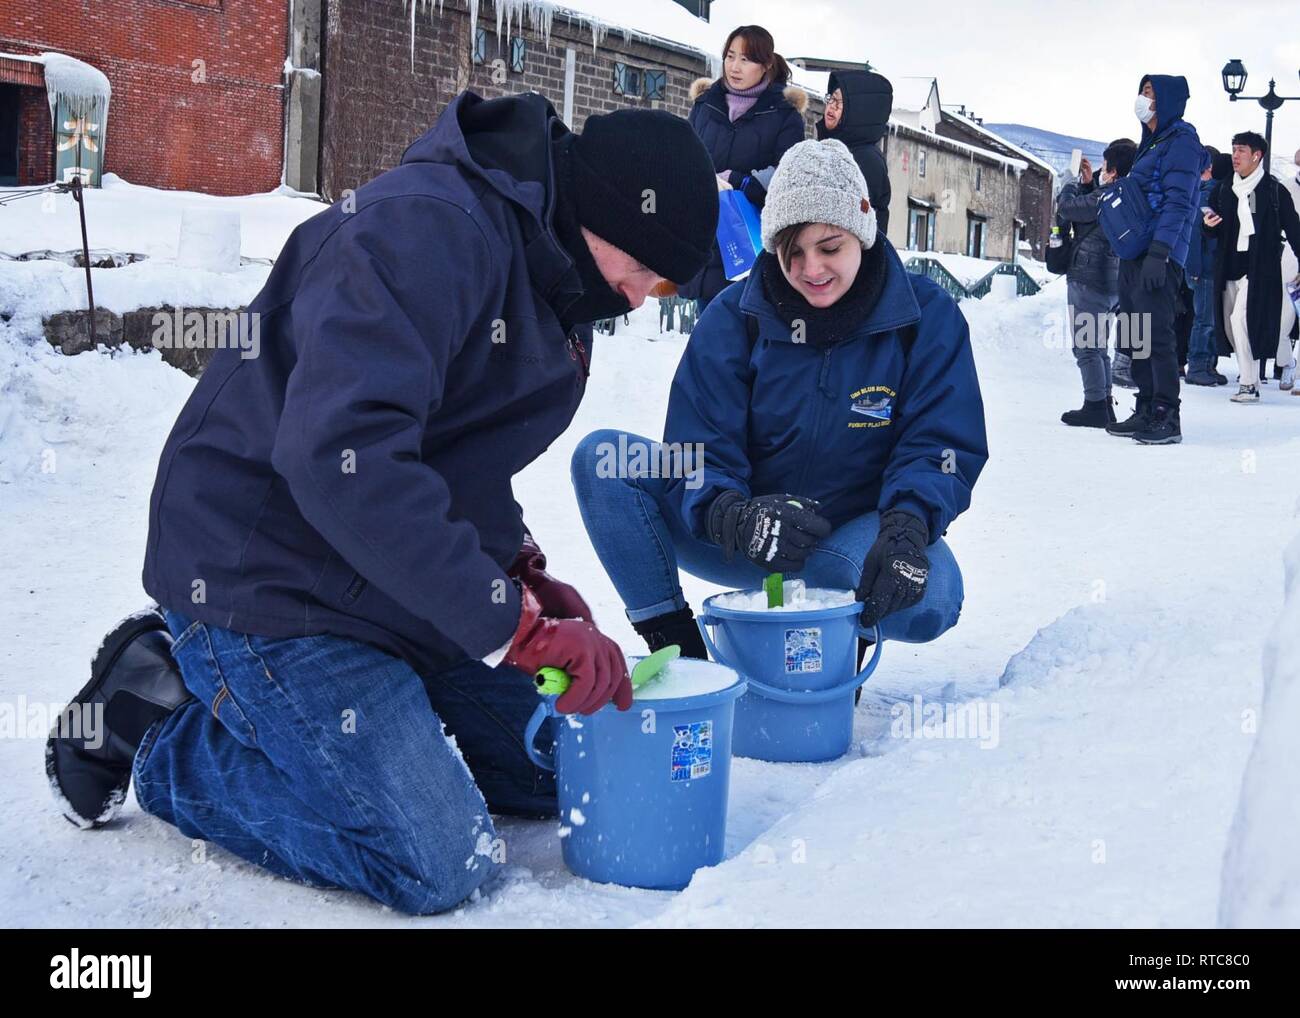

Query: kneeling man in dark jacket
left=46, top=91, right=718, bottom=915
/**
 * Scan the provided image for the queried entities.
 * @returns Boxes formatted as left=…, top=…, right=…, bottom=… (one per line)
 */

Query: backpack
left=1098, top=134, right=1170, bottom=260
left=1045, top=215, right=1073, bottom=274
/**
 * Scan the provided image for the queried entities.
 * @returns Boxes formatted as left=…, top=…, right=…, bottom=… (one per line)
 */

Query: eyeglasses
left=824, top=94, right=843, bottom=109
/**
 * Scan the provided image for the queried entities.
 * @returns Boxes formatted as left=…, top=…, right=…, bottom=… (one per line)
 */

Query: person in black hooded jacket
left=816, top=70, right=893, bottom=238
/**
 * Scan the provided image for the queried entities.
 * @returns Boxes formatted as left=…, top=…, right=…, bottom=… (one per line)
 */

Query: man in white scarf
left=1204, top=132, right=1300, bottom=401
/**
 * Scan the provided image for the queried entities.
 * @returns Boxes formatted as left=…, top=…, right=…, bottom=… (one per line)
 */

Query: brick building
left=315, top=0, right=821, bottom=201
left=0, top=0, right=815, bottom=199
left=1, top=0, right=287, bottom=194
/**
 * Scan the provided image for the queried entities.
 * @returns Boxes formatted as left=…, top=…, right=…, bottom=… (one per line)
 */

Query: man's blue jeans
left=1188, top=273, right=1219, bottom=373
left=132, top=610, right=557, bottom=914
left=570, top=430, right=963, bottom=644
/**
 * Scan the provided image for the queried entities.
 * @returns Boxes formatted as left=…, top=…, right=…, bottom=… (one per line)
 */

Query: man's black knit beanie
left=556, top=109, right=718, bottom=285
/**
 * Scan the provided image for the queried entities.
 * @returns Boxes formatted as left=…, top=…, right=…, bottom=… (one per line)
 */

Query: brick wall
left=321, top=0, right=821, bottom=200
left=17, top=85, right=52, bottom=183
left=2, top=0, right=287, bottom=194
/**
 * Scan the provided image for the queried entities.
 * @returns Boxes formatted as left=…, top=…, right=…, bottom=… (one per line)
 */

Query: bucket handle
left=697, top=614, right=882, bottom=706
left=523, top=700, right=556, bottom=772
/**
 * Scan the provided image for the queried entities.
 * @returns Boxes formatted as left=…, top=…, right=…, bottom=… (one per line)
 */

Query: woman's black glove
left=857, top=509, right=930, bottom=628
left=707, top=491, right=832, bottom=572
left=740, top=173, right=768, bottom=208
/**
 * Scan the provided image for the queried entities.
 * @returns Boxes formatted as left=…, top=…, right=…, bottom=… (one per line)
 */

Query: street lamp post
left=1220, top=59, right=1300, bottom=159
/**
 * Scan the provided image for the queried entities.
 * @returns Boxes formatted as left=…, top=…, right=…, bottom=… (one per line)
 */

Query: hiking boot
left=1105, top=398, right=1151, bottom=437
left=1133, top=403, right=1182, bottom=444
left=1184, top=368, right=1217, bottom=386
left=1061, top=397, right=1117, bottom=428
left=1230, top=384, right=1261, bottom=403
left=46, top=608, right=193, bottom=829
left=632, top=606, right=709, bottom=660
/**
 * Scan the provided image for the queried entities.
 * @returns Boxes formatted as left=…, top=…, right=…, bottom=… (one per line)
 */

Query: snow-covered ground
left=1, top=181, right=1298, bottom=928
left=0, top=175, right=324, bottom=333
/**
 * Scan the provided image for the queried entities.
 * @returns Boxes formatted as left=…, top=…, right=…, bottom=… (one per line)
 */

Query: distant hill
left=985, top=123, right=1107, bottom=179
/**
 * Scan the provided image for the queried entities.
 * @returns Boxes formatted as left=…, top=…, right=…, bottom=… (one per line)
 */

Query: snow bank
left=1218, top=531, right=1300, bottom=927
left=0, top=175, right=325, bottom=327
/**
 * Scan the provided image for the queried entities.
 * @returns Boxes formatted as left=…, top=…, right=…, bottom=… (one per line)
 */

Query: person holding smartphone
left=1055, top=139, right=1136, bottom=427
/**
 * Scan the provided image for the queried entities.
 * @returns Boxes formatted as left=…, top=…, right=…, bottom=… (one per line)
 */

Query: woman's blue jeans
left=133, top=610, right=557, bottom=915
left=570, top=430, right=963, bottom=644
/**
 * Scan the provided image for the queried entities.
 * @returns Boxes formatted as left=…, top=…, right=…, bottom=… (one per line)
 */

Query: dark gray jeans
left=1067, top=277, right=1117, bottom=402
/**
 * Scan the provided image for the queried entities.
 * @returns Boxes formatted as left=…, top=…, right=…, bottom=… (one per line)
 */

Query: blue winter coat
left=142, top=91, right=595, bottom=673
left=1127, top=74, right=1203, bottom=267
left=1184, top=176, right=1218, bottom=280
left=680, top=76, right=808, bottom=302
left=664, top=240, right=988, bottom=542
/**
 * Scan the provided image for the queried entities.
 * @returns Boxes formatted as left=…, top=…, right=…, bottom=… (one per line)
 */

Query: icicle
left=39, top=52, right=112, bottom=162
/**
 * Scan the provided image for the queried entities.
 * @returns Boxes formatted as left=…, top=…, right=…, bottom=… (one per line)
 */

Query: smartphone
left=1069, top=148, right=1083, bottom=176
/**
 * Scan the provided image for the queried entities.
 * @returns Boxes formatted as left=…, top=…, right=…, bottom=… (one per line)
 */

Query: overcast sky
left=711, top=0, right=1300, bottom=165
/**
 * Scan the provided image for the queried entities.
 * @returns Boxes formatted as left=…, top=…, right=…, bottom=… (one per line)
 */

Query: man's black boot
left=46, top=607, right=194, bottom=829
left=1105, top=397, right=1152, bottom=437
left=632, top=606, right=709, bottom=659
left=1133, top=402, right=1183, bottom=445
left=1061, top=397, right=1117, bottom=428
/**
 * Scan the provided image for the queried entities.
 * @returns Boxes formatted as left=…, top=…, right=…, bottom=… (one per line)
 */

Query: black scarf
left=758, top=239, right=887, bottom=348
left=549, top=136, right=633, bottom=330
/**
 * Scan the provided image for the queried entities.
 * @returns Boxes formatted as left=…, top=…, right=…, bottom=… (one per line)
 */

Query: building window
left=509, top=36, right=526, bottom=73
left=975, top=165, right=982, bottom=191
left=472, top=27, right=488, bottom=65
left=967, top=216, right=986, bottom=258
left=644, top=69, right=666, bottom=100
left=918, top=149, right=927, bottom=179
left=908, top=208, right=933, bottom=252
left=613, top=62, right=645, bottom=97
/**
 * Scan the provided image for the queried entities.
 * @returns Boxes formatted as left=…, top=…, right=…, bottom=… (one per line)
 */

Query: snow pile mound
left=1218, top=530, right=1300, bottom=927
left=0, top=327, right=193, bottom=484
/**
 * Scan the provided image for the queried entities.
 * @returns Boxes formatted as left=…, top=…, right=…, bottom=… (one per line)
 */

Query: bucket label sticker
left=671, top=721, right=713, bottom=782
left=784, top=627, right=823, bottom=673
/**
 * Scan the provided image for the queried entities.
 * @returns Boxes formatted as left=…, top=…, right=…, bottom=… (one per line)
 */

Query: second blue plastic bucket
left=698, top=591, right=882, bottom=763
left=523, top=658, right=746, bottom=891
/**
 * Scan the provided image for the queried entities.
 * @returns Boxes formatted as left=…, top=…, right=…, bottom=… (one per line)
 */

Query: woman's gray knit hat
left=760, top=138, right=878, bottom=253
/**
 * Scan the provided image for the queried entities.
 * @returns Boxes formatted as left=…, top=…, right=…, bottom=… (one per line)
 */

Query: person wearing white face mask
left=1104, top=74, right=1204, bottom=444
left=1203, top=131, right=1300, bottom=402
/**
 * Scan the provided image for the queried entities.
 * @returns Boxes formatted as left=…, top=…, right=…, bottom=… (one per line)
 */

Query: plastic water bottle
left=1049, top=226, right=1063, bottom=250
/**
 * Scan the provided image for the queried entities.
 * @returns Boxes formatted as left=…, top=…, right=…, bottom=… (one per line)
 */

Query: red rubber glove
left=509, top=534, right=593, bottom=622
left=504, top=586, right=632, bottom=715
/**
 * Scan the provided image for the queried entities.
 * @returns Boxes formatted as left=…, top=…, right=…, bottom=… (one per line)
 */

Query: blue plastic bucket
left=698, top=591, right=882, bottom=763
left=523, top=658, right=746, bottom=891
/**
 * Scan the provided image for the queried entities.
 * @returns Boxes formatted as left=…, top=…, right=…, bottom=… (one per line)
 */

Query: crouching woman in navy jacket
left=572, top=139, right=988, bottom=657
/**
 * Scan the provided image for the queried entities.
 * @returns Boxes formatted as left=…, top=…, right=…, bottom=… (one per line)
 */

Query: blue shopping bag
left=716, top=190, right=764, bottom=280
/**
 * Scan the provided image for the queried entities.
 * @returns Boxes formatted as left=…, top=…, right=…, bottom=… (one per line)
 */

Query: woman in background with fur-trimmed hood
left=680, top=24, right=809, bottom=308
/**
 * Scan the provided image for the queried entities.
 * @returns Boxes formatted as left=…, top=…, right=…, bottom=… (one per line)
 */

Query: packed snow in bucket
left=711, top=580, right=857, bottom=612
left=629, top=656, right=739, bottom=701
